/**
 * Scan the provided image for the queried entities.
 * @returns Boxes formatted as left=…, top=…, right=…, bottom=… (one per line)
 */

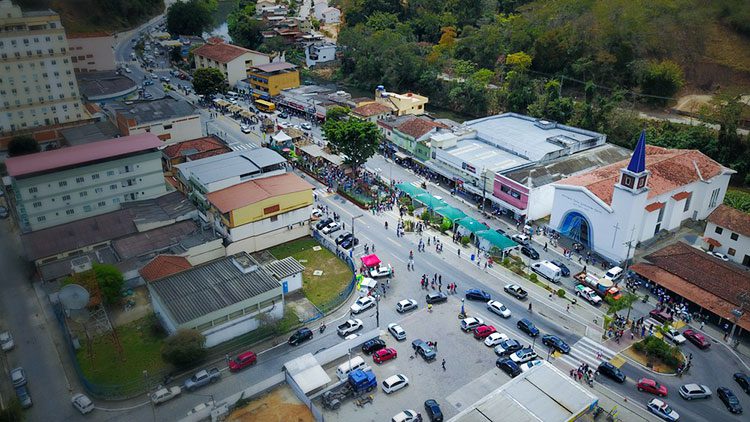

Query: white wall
left=226, top=206, right=311, bottom=241
left=281, top=272, right=303, bottom=293
left=225, top=223, right=310, bottom=255
left=205, top=168, right=285, bottom=193
left=527, top=184, right=555, bottom=221
left=185, top=238, right=226, bottom=265
left=705, top=221, right=750, bottom=265
left=202, top=304, right=284, bottom=347
left=129, top=115, right=202, bottom=144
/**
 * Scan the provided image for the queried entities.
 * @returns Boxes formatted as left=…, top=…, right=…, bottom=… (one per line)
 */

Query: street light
left=351, top=213, right=363, bottom=257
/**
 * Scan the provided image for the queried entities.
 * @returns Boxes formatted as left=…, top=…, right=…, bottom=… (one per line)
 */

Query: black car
left=542, top=334, right=571, bottom=354
left=517, top=318, right=540, bottom=337
left=335, top=232, right=353, bottom=245
left=549, top=260, right=570, bottom=277
left=424, top=399, right=444, bottom=422
left=288, top=328, right=313, bottom=346
left=520, top=245, right=539, bottom=260
left=465, top=289, right=491, bottom=301
left=496, top=358, right=522, bottom=377
left=412, top=339, right=437, bottom=361
left=340, top=236, right=359, bottom=250
left=597, top=362, right=626, bottom=383
left=426, top=292, right=448, bottom=304
left=734, top=372, right=750, bottom=394
left=315, top=218, right=333, bottom=230
left=717, top=387, right=743, bottom=414
left=495, top=339, right=523, bottom=357
left=361, top=338, right=387, bottom=354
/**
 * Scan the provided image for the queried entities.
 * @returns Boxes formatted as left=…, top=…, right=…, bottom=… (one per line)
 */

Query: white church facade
left=549, top=132, right=734, bottom=263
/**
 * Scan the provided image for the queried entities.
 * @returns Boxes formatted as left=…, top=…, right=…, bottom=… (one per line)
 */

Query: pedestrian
left=457, top=249, right=461, bottom=257
left=566, top=304, right=570, bottom=312
left=700, top=320, right=705, bottom=330
left=442, top=358, right=446, bottom=371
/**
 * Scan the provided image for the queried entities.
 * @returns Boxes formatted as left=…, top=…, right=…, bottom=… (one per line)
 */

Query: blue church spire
left=627, top=130, right=647, bottom=173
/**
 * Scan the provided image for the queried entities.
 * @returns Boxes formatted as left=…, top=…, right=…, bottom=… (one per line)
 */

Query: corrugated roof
left=396, top=117, right=445, bottom=139
left=193, top=42, right=260, bottom=63
left=265, top=257, right=305, bottom=279
left=114, top=97, right=197, bottom=124
left=351, top=102, right=393, bottom=118
left=140, top=255, right=192, bottom=282
left=149, top=253, right=281, bottom=324
left=251, top=61, right=297, bottom=73
left=176, top=149, right=286, bottom=186
left=708, top=204, right=750, bottom=238
left=112, top=220, right=199, bottom=260
left=207, top=173, right=314, bottom=213
left=6, top=133, right=162, bottom=178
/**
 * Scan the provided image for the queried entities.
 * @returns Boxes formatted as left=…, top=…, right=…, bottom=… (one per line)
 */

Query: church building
left=549, top=131, right=734, bottom=263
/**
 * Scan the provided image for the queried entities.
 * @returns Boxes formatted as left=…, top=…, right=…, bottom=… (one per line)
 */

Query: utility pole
left=351, top=213, right=363, bottom=258
left=480, top=168, right=487, bottom=214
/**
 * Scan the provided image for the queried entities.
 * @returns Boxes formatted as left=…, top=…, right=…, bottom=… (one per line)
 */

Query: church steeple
left=617, top=130, right=649, bottom=193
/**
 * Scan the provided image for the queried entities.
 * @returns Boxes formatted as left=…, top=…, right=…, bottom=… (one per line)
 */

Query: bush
left=407, top=205, right=415, bottom=215
left=460, top=236, right=471, bottom=246
left=93, top=264, right=124, bottom=305
left=502, top=258, right=511, bottom=267
left=557, top=289, right=566, bottom=298
left=0, top=398, right=23, bottom=421
left=440, top=218, right=452, bottom=234
left=421, top=210, right=430, bottom=221
left=161, top=329, right=207, bottom=369
left=528, top=273, right=538, bottom=282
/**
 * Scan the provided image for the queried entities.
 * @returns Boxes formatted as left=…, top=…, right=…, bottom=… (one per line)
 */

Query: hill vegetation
left=15, top=0, right=163, bottom=33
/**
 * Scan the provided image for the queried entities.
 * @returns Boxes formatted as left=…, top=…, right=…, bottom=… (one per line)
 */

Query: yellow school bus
left=255, top=99, right=276, bottom=113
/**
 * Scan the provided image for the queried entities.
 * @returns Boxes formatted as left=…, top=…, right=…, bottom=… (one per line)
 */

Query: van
left=604, top=266, right=623, bottom=282
left=336, top=356, right=369, bottom=381
left=531, top=261, right=561, bottom=283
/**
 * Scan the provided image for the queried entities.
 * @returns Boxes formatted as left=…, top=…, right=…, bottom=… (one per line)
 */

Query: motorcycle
left=319, top=324, right=326, bottom=333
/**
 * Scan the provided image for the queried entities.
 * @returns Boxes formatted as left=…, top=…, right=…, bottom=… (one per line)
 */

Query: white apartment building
left=193, top=39, right=271, bottom=86
left=0, top=0, right=83, bottom=133
left=5, top=133, right=167, bottom=232
left=67, top=32, right=116, bottom=72
left=113, top=95, right=201, bottom=144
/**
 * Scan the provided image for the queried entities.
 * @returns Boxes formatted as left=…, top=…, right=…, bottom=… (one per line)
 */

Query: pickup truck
left=150, top=386, right=181, bottom=404
left=575, top=284, right=602, bottom=305
left=337, top=319, right=364, bottom=337
left=574, top=271, right=621, bottom=301
left=504, top=284, right=528, bottom=300
left=183, top=368, right=221, bottom=391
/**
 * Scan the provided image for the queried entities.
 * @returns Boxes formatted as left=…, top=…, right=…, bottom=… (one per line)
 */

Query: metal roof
left=457, top=217, right=487, bottom=234
left=265, top=257, right=305, bottom=279
left=175, top=148, right=286, bottom=186
left=149, top=252, right=282, bottom=325
left=114, top=96, right=197, bottom=124
left=250, top=61, right=297, bottom=73
left=438, top=138, right=530, bottom=174
left=477, top=230, right=517, bottom=251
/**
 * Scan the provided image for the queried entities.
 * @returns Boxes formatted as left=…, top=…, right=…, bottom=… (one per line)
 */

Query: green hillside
left=15, top=0, right=164, bottom=33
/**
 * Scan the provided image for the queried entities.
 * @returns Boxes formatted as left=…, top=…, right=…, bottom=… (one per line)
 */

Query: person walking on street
left=442, top=359, right=446, bottom=371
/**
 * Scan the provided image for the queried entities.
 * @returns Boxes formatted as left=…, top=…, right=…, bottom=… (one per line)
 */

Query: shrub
left=407, top=205, right=415, bottom=215
left=161, top=329, right=207, bottom=369
left=440, top=218, right=452, bottom=234
left=460, top=236, right=471, bottom=246
left=502, top=258, right=511, bottom=267
left=557, top=289, right=566, bottom=298
left=528, top=273, right=538, bottom=282
left=421, top=210, right=430, bottom=221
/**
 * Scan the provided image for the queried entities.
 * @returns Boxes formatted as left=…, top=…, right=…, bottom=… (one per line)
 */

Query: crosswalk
left=314, top=187, right=333, bottom=198
left=556, top=336, right=619, bottom=370
left=228, top=142, right=258, bottom=152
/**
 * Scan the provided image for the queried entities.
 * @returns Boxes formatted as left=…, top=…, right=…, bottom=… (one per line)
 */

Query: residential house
left=350, top=102, right=393, bottom=123
left=704, top=204, right=750, bottom=266
left=379, top=116, right=447, bottom=161
left=161, top=135, right=232, bottom=175
left=242, top=62, right=300, bottom=98
left=321, top=7, right=341, bottom=24
left=193, top=39, right=271, bottom=86
left=374, top=85, right=427, bottom=116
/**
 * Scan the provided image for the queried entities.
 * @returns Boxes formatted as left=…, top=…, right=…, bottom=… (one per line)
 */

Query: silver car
left=10, top=367, right=26, bottom=387
left=679, top=383, right=711, bottom=400
left=0, top=330, right=14, bottom=351
left=72, top=393, right=95, bottom=414
left=388, top=323, right=407, bottom=341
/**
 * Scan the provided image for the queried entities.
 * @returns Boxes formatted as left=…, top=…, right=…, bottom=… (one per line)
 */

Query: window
left=731, top=232, right=739, bottom=241
left=107, top=170, right=115, bottom=176
left=65, top=209, right=74, bottom=215
left=110, top=184, right=117, bottom=190
left=91, top=173, right=99, bottom=180
left=715, top=227, right=724, bottom=235
left=709, top=188, right=721, bottom=207
left=32, top=201, right=41, bottom=208
left=83, top=205, right=92, bottom=212
left=500, top=185, right=522, bottom=200
left=59, top=181, right=67, bottom=187
left=62, top=195, right=70, bottom=201
left=75, top=176, right=84, bottom=183
left=28, top=187, right=38, bottom=194
left=270, top=215, right=279, bottom=222
left=163, top=124, right=173, bottom=129
left=97, top=201, right=106, bottom=207
left=113, top=198, right=120, bottom=204
left=79, top=191, right=88, bottom=197
left=683, top=194, right=692, bottom=212
left=37, top=216, right=47, bottom=223
left=94, top=187, right=103, bottom=193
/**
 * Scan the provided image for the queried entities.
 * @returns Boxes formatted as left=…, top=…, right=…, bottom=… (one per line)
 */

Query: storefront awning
left=394, top=151, right=409, bottom=160
left=413, top=192, right=448, bottom=210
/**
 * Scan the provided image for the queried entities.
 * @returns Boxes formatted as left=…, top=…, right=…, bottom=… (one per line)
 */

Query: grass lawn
left=269, top=237, right=353, bottom=308
left=76, top=315, right=168, bottom=386
left=622, top=344, right=680, bottom=374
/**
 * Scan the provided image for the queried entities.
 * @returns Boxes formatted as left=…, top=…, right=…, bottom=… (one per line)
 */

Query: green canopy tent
left=476, top=230, right=518, bottom=254
left=456, top=217, right=488, bottom=235
left=395, top=182, right=427, bottom=198
left=434, top=205, right=467, bottom=222
left=413, top=192, right=448, bottom=210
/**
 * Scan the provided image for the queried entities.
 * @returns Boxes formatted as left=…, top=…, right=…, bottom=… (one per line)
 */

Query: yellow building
left=374, top=85, right=428, bottom=116
left=245, top=62, right=300, bottom=97
left=207, top=172, right=314, bottom=254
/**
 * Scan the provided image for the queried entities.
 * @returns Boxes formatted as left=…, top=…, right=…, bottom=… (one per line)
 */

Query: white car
left=382, top=374, right=409, bottom=394
left=124, top=67, right=131, bottom=73
left=10, top=367, right=26, bottom=387
left=647, top=398, right=680, bottom=421
left=311, top=208, right=323, bottom=219
left=663, top=328, right=687, bottom=345
left=150, top=386, right=181, bottom=405
left=706, top=250, right=729, bottom=261
left=511, top=233, right=530, bottom=245
left=460, top=317, right=484, bottom=332
left=301, top=122, right=312, bottom=130
left=678, top=383, right=711, bottom=400
left=369, top=264, right=393, bottom=278
left=391, top=409, right=420, bottom=422
left=187, top=401, right=215, bottom=416
left=484, top=332, right=509, bottom=347
left=322, top=222, right=341, bottom=234
left=519, top=359, right=543, bottom=372
left=71, top=393, right=95, bottom=414
left=388, top=323, right=406, bottom=341
left=0, top=331, right=14, bottom=351
left=396, top=299, right=418, bottom=313
left=486, top=300, right=511, bottom=318
left=240, top=124, right=251, bottom=133
left=350, top=296, right=376, bottom=314
left=510, top=348, right=538, bottom=364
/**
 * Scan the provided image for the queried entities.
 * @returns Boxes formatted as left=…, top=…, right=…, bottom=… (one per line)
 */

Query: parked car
left=240, top=125, right=251, bottom=133
left=707, top=250, right=730, bottom=261
left=541, top=335, right=570, bottom=354
left=510, top=347, right=538, bottom=364
left=278, top=112, right=289, bottom=119
left=388, top=323, right=407, bottom=341
left=71, top=393, right=94, bottom=414
left=494, top=339, right=523, bottom=357
left=0, top=330, right=14, bottom=351
left=496, top=358, right=522, bottom=377
left=15, top=385, right=32, bottom=409
left=411, top=339, right=436, bottom=361
left=520, top=245, right=539, bottom=259
left=228, top=351, right=257, bottom=372
left=465, top=289, right=491, bottom=301
left=597, top=362, right=626, bottom=383
left=369, top=264, right=393, bottom=278
left=517, top=319, right=540, bottom=337
left=486, top=300, right=511, bottom=318
left=337, top=319, right=364, bottom=337
left=663, top=328, right=687, bottom=345
left=382, top=374, right=409, bottom=394
left=183, top=368, right=221, bottom=391
left=322, top=221, right=341, bottom=234
left=424, top=399, right=443, bottom=422
left=484, top=332, right=509, bottom=347
left=392, top=410, right=420, bottom=422
left=638, top=378, right=668, bottom=397
left=519, top=359, right=543, bottom=372
left=647, top=398, right=680, bottom=421
left=396, top=299, right=418, bottom=313
left=426, top=292, right=448, bottom=304
left=549, top=260, right=571, bottom=277
left=362, top=338, right=387, bottom=354
left=288, top=327, right=313, bottom=346
left=460, top=317, right=485, bottom=332
left=510, top=233, right=529, bottom=245
left=733, top=372, right=750, bottom=394
left=473, top=325, right=497, bottom=339
left=350, top=296, right=376, bottom=314
left=678, top=383, right=711, bottom=400
left=335, top=232, right=353, bottom=245
left=717, top=387, right=743, bottom=414
left=649, top=309, right=673, bottom=323
left=373, top=348, right=398, bottom=363
left=10, top=367, right=26, bottom=387
left=682, top=329, right=710, bottom=349
left=150, top=386, right=181, bottom=405
left=315, top=218, right=333, bottom=230
left=0, top=206, right=8, bottom=219
left=301, top=122, right=312, bottom=130
left=340, top=236, right=359, bottom=250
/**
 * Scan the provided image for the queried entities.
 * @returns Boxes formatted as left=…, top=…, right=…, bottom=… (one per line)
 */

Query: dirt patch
left=110, top=286, right=152, bottom=327
left=227, top=386, right=314, bottom=422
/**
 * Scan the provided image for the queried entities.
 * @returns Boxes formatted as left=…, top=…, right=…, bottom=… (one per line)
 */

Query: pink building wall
left=493, top=173, right=529, bottom=211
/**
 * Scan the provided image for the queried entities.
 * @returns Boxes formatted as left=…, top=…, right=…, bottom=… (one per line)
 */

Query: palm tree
left=606, top=292, right=639, bottom=322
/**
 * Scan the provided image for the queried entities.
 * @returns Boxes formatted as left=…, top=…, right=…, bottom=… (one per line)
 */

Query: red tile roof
left=352, top=102, right=393, bottom=118
left=704, top=237, right=721, bottom=247
left=644, top=202, right=665, bottom=212
left=671, top=191, right=691, bottom=201
left=558, top=146, right=727, bottom=205
left=207, top=173, right=314, bottom=213
left=193, top=42, right=260, bottom=63
left=708, top=204, right=750, bottom=237
left=162, top=136, right=231, bottom=160
left=6, top=133, right=162, bottom=178
left=396, top=118, right=445, bottom=139
left=139, top=255, right=192, bottom=282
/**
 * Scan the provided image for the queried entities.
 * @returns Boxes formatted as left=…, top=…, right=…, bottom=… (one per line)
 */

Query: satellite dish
left=59, top=284, right=90, bottom=310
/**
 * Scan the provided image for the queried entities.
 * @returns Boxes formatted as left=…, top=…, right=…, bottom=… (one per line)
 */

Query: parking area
left=321, top=295, right=543, bottom=421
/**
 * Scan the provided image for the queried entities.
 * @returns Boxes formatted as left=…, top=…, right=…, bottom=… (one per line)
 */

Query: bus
left=255, top=99, right=276, bottom=113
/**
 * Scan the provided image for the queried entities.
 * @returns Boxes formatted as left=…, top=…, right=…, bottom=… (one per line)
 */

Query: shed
left=265, top=257, right=305, bottom=293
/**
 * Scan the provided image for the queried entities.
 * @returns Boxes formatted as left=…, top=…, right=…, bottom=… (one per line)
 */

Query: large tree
left=323, top=119, right=380, bottom=170
left=166, top=0, right=216, bottom=36
left=227, top=3, right=265, bottom=50
left=192, top=67, right=227, bottom=96
left=7, top=135, right=40, bottom=157
left=93, top=264, right=125, bottom=305
left=161, top=329, right=207, bottom=369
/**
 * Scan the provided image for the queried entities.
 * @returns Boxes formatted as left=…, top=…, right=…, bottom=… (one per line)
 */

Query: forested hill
left=15, top=0, right=163, bottom=33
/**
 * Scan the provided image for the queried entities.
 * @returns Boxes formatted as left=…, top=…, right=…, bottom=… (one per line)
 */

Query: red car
left=637, top=378, right=668, bottom=397
left=373, top=347, right=398, bottom=363
left=474, top=325, right=497, bottom=339
left=683, top=329, right=711, bottom=349
left=229, top=350, right=257, bottom=372
left=649, top=309, right=673, bottom=323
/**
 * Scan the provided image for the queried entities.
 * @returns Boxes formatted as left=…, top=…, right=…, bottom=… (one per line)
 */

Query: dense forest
left=15, top=0, right=163, bottom=32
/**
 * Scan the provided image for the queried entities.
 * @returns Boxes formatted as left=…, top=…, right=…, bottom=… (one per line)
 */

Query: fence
left=311, top=230, right=358, bottom=314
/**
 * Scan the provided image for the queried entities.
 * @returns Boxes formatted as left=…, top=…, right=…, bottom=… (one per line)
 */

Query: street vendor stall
left=360, top=254, right=381, bottom=268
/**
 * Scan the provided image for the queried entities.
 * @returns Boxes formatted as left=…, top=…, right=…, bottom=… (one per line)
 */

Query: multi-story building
left=112, top=95, right=201, bottom=144
left=67, top=32, right=115, bottom=72
left=193, top=39, right=270, bottom=86
left=304, top=42, right=336, bottom=67
left=5, top=133, right=167, bottom=232
left=374, top=85, right=427, bottom=116
left=0, top=0, right=84, bottom=133
left=161, top=135, right=231, bottom=174
left=704, top=204, right=750, bottom=267
left=243, top=62, right=299, bottom=98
